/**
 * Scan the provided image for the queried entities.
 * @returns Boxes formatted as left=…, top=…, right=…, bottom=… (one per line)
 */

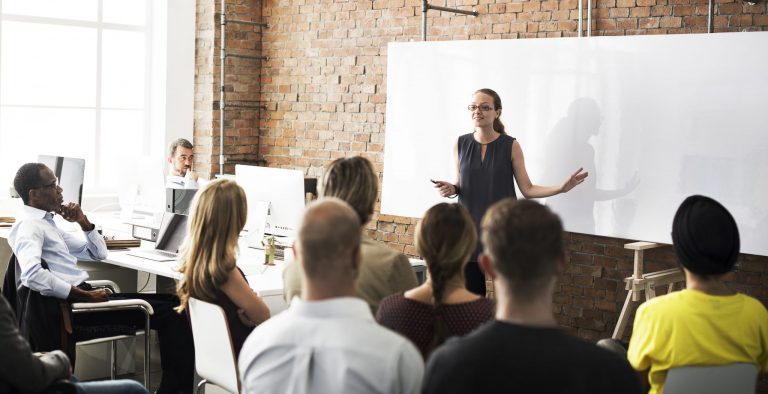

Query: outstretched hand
left=561, top=168, right=589, bottom=194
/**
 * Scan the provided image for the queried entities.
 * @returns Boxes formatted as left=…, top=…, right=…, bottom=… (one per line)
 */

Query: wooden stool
left=612, top=241, right=686, bottom=339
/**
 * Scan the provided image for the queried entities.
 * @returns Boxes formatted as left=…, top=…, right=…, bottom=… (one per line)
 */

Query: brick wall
left=194, top=0, right=768, bottom=344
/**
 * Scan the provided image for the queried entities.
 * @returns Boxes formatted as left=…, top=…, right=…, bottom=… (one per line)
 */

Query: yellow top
left=627, top=289, right=768, bottom=394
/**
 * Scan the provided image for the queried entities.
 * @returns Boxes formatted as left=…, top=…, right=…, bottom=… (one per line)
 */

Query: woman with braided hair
left=376, top=203, right=495, bottom=359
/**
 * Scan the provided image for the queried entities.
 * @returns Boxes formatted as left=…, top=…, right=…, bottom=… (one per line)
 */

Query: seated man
left=423, top=199, right=641, bottom=394
left=627, top=195, right=768, bottom=394
left=165, top=138, right=199, bottom=189
left=239, top=198, right=423, bottom=394
left=8, top=163, right=194, bottom=394
left=0, top=295, right=148, bottom=394
left=283, top=156, right=418, bottom=312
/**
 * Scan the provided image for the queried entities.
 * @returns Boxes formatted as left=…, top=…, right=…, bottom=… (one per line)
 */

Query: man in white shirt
left=8, top=163, right=195, bottom=394
left=166, top=138, right=199, bottom=189
left=238, top=198, right=424, bottom=394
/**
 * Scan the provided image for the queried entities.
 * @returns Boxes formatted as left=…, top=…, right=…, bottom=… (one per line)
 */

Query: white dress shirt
left=8, top=205, right=108, bottom=299
left=238, top=297, right=424, bottom=394
left=165, top=174, right=200, bottom=189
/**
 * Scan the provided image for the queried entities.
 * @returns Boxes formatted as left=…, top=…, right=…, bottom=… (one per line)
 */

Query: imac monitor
left=127, top=212, right=188, bottom=261
left=235, top=164, right=305, bottom=238
left=38, top=155, right=85, bottom=205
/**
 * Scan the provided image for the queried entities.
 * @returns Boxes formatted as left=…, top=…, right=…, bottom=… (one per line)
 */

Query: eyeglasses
left=467, top=104, right=494, bottom=112
left=36, top=178, right=59, bottom=190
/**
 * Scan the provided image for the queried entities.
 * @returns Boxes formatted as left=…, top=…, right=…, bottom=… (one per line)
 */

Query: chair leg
left=110, top=340, right=117, bottom=380
left=144, top=317, right=151, bottom=388
left=196, top=379, right=208, bottom=394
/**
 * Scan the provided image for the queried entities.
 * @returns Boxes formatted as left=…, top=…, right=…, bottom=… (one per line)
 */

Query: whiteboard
left=381, top=32, right=768, bottom=256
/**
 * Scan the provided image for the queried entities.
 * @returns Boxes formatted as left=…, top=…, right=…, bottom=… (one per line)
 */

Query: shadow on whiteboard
left=541, top=98, right=639, bottom=235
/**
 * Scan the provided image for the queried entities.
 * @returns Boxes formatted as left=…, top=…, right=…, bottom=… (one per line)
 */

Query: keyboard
left=127, top=249, right=178, bottom=262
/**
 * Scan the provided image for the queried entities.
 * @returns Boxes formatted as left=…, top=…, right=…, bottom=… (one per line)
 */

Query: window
left=0, top=0, right=152, bottom=196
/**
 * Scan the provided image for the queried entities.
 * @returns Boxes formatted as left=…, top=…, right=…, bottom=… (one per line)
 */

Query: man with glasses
left=7, top=162, right=195, bottom=394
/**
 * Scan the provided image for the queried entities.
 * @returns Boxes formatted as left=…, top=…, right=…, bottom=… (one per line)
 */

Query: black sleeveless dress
left=214, top=267, right=255, bottom=358
left=457, top=133, right=517, bottom=293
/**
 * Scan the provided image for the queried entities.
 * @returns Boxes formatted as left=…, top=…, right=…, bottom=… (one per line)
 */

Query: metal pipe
left=707, top=0, right=714, bottom=33
left=422, top=0, right=478, bottom=41
left=226, top=53, right=268, bottom=60
left=422, top=0, right=427, bottom=41
left=219, top=0, right=226, bottom=175
left=428, top=4, right=478, bottom=16
left=577, top=0, right=583, bottom=37
left=228, top=19, right=268, bottom=27
left=587, top=0, right=592, bottom=36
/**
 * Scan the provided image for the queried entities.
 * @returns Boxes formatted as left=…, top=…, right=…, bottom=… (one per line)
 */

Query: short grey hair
left=168, top=138, right=193, bottom=157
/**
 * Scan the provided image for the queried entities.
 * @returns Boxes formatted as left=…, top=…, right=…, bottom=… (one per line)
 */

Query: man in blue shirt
left=8, top=163, right=194, bottom=394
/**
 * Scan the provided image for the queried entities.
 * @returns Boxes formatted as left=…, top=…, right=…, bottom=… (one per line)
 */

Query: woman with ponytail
left=433, top=88, right=588, bottom=295
left=376, top=203, right=494, bottom=359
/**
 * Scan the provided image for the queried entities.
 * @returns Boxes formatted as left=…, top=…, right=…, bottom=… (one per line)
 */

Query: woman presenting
left=433, top=88, right=588, bottom=295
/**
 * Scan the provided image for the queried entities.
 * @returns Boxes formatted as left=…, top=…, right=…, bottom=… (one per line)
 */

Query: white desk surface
left=106, top=246, right=287, bottom=297
left=1, top=224, right=287, bottom=297
left=1, top=213, right=425, bottom=299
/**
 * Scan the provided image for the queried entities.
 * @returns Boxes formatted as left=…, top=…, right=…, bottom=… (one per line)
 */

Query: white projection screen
left=381, top=32, right=768, bottom=256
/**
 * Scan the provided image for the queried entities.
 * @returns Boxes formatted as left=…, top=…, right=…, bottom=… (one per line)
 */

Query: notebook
left=127, top=213, right=188, bottom=262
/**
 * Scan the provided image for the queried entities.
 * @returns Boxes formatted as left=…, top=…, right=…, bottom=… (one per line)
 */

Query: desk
left=105, top=246, right=289, bottom=313
left=1, top=218, right=289, bottom=313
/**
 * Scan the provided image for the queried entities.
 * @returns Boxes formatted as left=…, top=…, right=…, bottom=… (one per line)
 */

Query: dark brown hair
left=481, top=199, right=564, bottom=301
left=475, top=88, right=506, bottom=134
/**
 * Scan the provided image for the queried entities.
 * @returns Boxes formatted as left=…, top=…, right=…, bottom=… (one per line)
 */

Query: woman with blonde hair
left=376, top=203, right=495, bottom=359
left=176, top=179, right=270, bottom=357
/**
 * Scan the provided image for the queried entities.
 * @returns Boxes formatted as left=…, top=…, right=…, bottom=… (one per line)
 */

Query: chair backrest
left=663, top=363, right=759, bottom=394
left=188, top=297, right=240, bottom=394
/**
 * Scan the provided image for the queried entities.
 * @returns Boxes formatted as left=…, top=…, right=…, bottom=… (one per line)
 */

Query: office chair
left=188, top=297, right=240, bottom=394
left=2, top=254, right=153, bottom=387
left=663, top=363, right=758, bottom=394
left=72, top=280, right=153, bottom=386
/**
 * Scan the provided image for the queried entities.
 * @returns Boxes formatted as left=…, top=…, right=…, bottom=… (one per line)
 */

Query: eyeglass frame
left=35, top=178, right=59, bottom=190
left=467, top=104, right=495, bottom=112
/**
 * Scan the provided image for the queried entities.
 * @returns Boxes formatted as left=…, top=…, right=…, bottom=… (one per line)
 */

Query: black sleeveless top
left=458, top=133, right=517, bottom=261
left=214, top=267, right=255, bottom=358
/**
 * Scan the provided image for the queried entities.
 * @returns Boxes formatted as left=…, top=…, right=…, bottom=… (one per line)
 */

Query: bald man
left=239, top=198, right=423, bottom=394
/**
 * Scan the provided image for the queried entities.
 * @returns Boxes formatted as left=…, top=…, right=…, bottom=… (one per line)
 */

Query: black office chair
left=2, top=254, right=153, bottom=386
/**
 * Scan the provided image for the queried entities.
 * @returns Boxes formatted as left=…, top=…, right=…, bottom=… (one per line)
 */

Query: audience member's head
left=168, top=138, right=194, bottom=176
left=14, top=163, right=61, bottom=211
left=672, top=195, right=739, bottom=279
left=481, top=198, right=564, bottom=302
left=320, top=156, right=378, bottom=226
left=417, top=203, right=477, bottom=307
left=177, top=179, right=247, bottom=309
left=296, top=198, right=361, bottom=295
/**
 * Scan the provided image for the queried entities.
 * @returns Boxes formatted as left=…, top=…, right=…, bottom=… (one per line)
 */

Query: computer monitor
left=155, top=212, right=188, bottom=254
left=38, top=155, right=85, bottom=205
left=235, top=164, right=305, bottom=238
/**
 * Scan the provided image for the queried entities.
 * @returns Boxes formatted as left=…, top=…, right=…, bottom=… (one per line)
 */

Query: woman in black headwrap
left=626, top=195, right=768, bottom=394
